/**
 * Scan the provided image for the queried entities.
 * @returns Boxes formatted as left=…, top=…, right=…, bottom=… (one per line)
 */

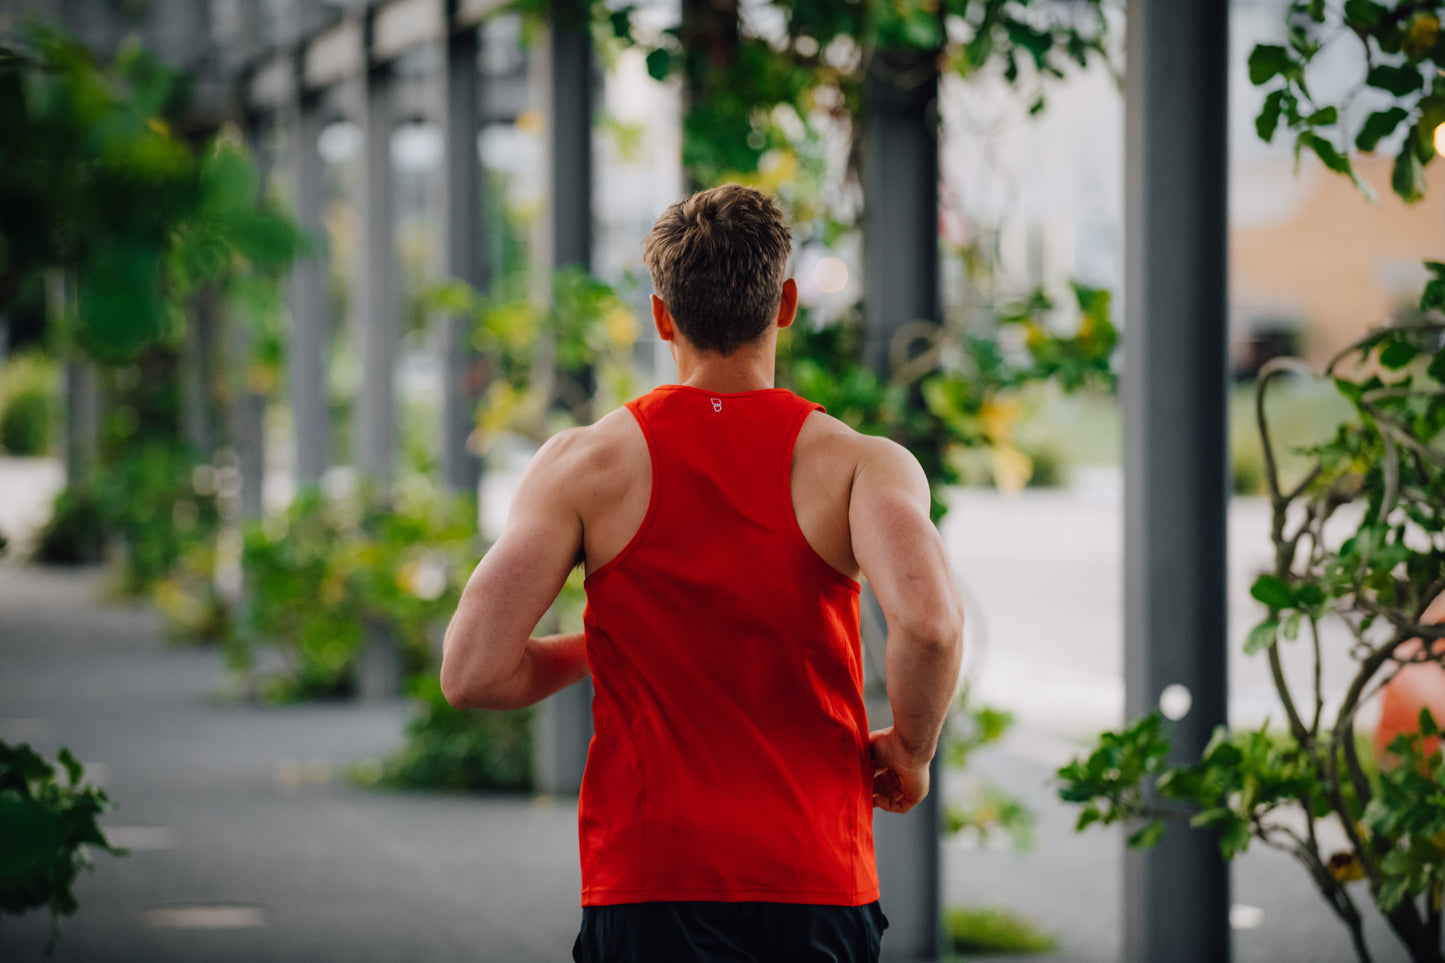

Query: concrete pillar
left=237, top=118, right=273, bottom=520
left=439, top=23, right=487, bottom=494
left=180, top=289, right=216, bottom=459
left=862, top=46, right=943, bottom=963
left=62, top=361, right=98, bottom=492
left=862, top=49, right=939, bottom=377
left=355, top=56, right=399, bottom=483
left=1122, top=1, right=1231, bottom=961
left=534, top=0, right=595, bottom=796
left=287, top=86, right=329, bottom=487
left=548, top=5, right=593, bottom=273
left=48, top=272, right=96, bottom=494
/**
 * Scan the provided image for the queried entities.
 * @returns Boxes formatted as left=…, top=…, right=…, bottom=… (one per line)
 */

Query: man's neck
left=673, top=338, right=778, bottom=393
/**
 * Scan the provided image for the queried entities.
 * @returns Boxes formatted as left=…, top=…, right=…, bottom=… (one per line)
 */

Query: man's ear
left=776, top=278, right=799, bottom=330
left=651, top=294, right=676, bottom=342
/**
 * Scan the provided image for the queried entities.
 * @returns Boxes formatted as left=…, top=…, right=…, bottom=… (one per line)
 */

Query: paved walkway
left=0, top=457, right=1413, bottom=962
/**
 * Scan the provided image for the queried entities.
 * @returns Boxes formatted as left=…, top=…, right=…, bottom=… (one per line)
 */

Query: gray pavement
left=0, top=464, right=1418, bottom=963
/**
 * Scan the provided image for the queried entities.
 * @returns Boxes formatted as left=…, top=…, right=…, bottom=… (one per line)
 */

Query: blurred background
left=1, top=0, right=1443, bottom=961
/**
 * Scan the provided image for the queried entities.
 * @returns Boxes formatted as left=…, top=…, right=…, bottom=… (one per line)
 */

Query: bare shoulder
left=527, top=407, right=644, bottom=477
left=794, top=411, right=927, bottom=503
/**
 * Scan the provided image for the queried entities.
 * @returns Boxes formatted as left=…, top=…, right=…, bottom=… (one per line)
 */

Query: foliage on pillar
left=0, top=25, right=304, bottom=360
left=1060, top=12, right=1445, bottom=960
left=6, top=24, right=304, bottom=595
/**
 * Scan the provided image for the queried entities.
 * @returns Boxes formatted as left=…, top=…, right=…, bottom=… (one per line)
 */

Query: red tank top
left=578, top=385, right=878, bottom=906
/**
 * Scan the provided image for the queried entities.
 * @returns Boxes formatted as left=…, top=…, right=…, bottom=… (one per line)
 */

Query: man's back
left=572, top=385, right=877, bottom=906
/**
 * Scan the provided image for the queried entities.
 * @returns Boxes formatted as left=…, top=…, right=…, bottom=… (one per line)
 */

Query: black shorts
left=572, top=901, right=889, bottom=963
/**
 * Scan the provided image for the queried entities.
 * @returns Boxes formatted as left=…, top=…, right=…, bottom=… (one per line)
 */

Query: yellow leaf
left=991, top=445, right=1034, bottom=494
left=1327, top=850, right=1365, bottom=883
left=978, top=396, right=1021, bottom=444
left=603, top=305, right=639, bottom=345
left=1405, top=13, right=1440, bottom=60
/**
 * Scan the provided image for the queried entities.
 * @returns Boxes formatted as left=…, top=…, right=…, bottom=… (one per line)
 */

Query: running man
left=441, top=184, right=964, bottom=963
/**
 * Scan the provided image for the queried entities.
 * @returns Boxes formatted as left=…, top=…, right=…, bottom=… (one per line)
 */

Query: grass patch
left=945, top=905, right=1058, bottom=956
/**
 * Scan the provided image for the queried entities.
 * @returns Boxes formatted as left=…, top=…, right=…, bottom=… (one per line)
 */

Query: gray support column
left=180, top=290, right=216, bottom=458
left=1122, top=1, right=1231, bottom=961
left=548, top=7, right=593, bottom=273
left=355, top=56, right=399, bottom=483
left=862, top=50, right=939, bottom=375
left=62, top=360, right=98, bottom=492
left=49, top=271, right=97, bottom=495
left=237, top=118, right=273, bottom=520
left=440, top=22, right=487, bottom=494
left=287, top=88, right=329, bottom=487
left=534, top=0, right=595, bottom=796
left=862, top=48, right=942, bottom=963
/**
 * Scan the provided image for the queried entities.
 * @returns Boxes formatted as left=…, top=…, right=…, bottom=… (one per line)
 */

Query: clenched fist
left=868, top=726, right=931, bottom=814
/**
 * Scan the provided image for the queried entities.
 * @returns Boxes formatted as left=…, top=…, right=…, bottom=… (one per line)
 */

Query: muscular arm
left=849, top=438, right=964, bottom=812
left=439, top=431, right=593, bottom=711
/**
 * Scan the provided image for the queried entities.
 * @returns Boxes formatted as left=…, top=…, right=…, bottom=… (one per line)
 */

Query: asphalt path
left=0, top=453, right=1419, bottom=962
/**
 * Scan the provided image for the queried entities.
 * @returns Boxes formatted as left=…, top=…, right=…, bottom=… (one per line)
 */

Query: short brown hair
left=641, top=184, right=792, bottom=356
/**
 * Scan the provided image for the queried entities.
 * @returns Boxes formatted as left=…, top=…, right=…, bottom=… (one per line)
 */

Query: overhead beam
left=373, top=0, right=445, bottom=61
left=305, top=17, right=365, bottom=89
left=247, top=0, right=509, bottom=108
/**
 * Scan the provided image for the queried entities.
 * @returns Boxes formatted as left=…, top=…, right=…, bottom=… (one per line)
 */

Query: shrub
left=31, top=487, right=104, bottom=565
left=230, top=478, right=479, bottom=702
left=352, top=676, right=534, bottom=793
left=0, top=741, right=124, bottom=950
left=0, top=353, right=56, bottom=456
left=944, top=906, right=1057, bottom=955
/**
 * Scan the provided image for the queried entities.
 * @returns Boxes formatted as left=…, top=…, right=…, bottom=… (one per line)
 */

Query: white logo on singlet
left=711, top=398, right=722, bottom=413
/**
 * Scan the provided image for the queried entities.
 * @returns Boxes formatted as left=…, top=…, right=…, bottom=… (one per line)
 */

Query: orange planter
left=1372, top=593, right=1445, bottom=763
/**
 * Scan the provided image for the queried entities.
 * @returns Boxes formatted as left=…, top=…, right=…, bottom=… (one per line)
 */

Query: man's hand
left=869, top=726, right=931, bottom=814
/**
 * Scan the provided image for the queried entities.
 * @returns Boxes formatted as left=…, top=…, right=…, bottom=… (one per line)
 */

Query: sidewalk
left=0, top=564, right=581, bottom=962
left=0, top=461, right=1414, bottom=962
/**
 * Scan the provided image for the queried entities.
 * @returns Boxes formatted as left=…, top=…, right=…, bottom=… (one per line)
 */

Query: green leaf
left=1305, top=106, right=1338, bottom=127
left=1257, top=89, right=1287, bottom=143
left=1421, top=708, right=1440, bottom=738
left=1075, top=806, right=1101, bottom=832
left=1380, top=338, right=1420, bottom=369
left=1127, top=819, right=1167, bottom=849
left=1281, top=611, right=1302, bottom=641
left=0, top=798, right=65, bottom=878
left=1394, top=141, right=1425, bottom=203
left=1251, top=574, right=1295, bottom=609
left=1428, top=345, right=1445, bottom=382
left=57, top=747, right=82, bottom=787
left=1356, top=107, right=1410, bottom=152
left=608, top=8, right=632, bottom=40
left=1245, top=618, right=1279, bottom=655
left=1344, top=0, right=1386, bottom=27
left=1220, top=818, right=1253, bottom=859
left=1306, top=134, right=1351, bottom=174
left=1369, top=64, right=1424, bottom=98
left=1248, top=45, right=1292, bottom=86
left=644, top=47, right=673, bottom=82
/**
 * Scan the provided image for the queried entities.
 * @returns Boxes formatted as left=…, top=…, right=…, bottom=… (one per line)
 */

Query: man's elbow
left=439, top=659, right=477, bottom=709
left=440, top=658, right=525, bottom=711
left=910, top=600, right=965, bottom=658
